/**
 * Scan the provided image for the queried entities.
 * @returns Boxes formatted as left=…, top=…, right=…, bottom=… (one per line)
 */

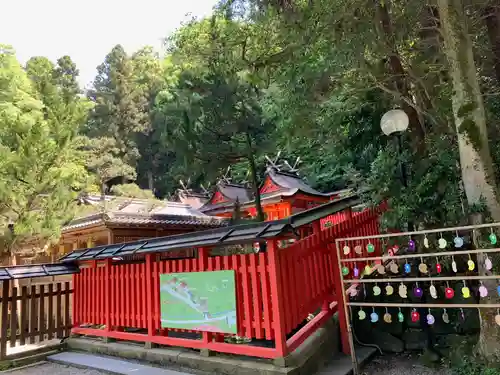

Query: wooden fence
left=71, top=204, right=386, bottom=360
left=0, top=280, right=73, bottom=359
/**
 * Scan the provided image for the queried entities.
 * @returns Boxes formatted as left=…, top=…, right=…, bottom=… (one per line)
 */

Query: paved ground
left=362, top=354, right=452, bottom=375
left=5, top=362, right=106, bottom=375
left=47, top=352, right=191, bottom=375
left=5, top=353, right=454, bottom=375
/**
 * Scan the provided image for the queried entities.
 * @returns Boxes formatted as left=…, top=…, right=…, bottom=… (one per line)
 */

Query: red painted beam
left=285, top=303, right=337, bottom=353
left=71, top=328, right=279, bottom=359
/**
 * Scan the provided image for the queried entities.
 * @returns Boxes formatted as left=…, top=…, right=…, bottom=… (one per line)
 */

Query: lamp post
left=380, top=109, right=409, bottom=187
left=381, top=109, right=440, bottom=355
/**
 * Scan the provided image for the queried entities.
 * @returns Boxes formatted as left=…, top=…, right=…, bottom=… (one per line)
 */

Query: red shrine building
left=198, top=166, right=351, bottom=222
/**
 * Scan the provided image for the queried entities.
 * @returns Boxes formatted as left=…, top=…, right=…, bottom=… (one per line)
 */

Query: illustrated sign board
left=160, top=270, right=237, bottom=334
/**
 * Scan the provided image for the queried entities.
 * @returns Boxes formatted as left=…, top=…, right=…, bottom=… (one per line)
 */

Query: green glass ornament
left=367, top=243, right=375, bottom=253
left=342, top=266, right=349, bottom=276
left=397, top=311, right=404, bottom=322
left=490, top=233, right=497, bottom=245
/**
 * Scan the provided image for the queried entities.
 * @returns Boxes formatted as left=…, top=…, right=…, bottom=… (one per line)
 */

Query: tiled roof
left=104, top=212, right=228, bottom=227
left=63, top=196, right=228, bottom=232
left=59, top=195, right=362, bottom=263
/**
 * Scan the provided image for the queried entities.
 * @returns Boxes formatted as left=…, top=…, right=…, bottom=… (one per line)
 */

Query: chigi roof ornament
left=266, top=151, right=302, bottom=176
left=283, top=157, right=301, bottom=175
left=265, top=151, right=284, bottom=171
left=239, top=170, right=251, bottom=187
left=200, top=182, right=211, bottom=195
left=218, top=166, right=233, bottom=185
left=177, top=178, right=192, bottom=195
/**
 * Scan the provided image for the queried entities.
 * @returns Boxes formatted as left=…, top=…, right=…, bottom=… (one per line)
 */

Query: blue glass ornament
left=404, top=263, right=411, bottom=273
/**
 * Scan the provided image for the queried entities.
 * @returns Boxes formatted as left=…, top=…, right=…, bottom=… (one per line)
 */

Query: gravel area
left=362, top=354, right=452, bottom=375
left=6, top=362, right=107, bottom=375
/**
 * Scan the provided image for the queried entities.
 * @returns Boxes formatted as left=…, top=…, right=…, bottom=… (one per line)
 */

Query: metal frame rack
left=335, top=222, right=500, bottom=375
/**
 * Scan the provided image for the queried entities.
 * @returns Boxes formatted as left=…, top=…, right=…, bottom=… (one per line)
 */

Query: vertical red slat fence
left=72, top=203, right=385, bottom=359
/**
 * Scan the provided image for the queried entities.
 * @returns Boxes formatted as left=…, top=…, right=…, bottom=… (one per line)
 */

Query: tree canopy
left=5, top=0, right=500, bottom=360
left=2, top=1, right=500, bottom=259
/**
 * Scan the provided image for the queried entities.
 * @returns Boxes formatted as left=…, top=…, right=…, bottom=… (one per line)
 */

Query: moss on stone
left=0, top=361, right=12, bottom=371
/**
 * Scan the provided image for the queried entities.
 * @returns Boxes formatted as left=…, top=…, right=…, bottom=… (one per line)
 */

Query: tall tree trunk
left=414, top=5, right=449, bottom=132
left=374, top=0, right=426, bottom=144
left=438, top=0, right=500, bottom=360
left=100, top=182, right=107, bottom=213
left=147, top=171, right=154, bottom=192
left=245, top=133, right=265, bottom=222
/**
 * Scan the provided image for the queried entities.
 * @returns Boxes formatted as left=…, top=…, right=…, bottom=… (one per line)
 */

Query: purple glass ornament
left=414, top=287, right=423, bottom=297
left=353, top=266, right=360, bottom=278
left=408, top=239, right=415, bottom=251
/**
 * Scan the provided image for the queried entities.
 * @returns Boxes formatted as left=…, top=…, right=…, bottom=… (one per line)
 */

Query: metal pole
left=396, top=133, right=408, bottom=188
left=336, top=221, right=500, bottom=242
left=339, top=247, right=500, bottom=263
left=336, top=239, right=359, bottom=375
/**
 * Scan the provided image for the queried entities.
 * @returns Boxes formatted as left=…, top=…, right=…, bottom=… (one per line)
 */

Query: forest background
left=2, top=0, right=500, bottom=256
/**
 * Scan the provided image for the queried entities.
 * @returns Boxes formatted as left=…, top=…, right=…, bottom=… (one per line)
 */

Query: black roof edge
left=288, top=194, right=361, bottom=228
left=59, top=194, right=361, bottom=263
left=0, top=263, right=79, bottom=280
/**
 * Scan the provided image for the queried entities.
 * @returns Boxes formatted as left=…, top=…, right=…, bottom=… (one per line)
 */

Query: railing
left=73, top=249, right=283, bottom=358
left=279, top=205, right=383, bottom=353
left=0, top=280, right=73, bottom=359
left=71, top=204, right=385, bottom=360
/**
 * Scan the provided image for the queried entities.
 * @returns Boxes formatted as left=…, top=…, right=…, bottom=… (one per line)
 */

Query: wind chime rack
left=335, top=222, right=500, bottom=375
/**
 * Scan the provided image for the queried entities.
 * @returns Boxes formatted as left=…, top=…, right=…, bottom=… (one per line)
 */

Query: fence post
left=331, top=242, right=351, bottom=356
left=144, top=254, right=156, bottom=349
left=266, top=240, right=288, bottom=362
left=197, top=247, right=214, bottom=356
left=0, top=281, right=9, bottom=360
left=104, top=259, right=112, bottom=342
left=312, top=220, right=321, bottom=234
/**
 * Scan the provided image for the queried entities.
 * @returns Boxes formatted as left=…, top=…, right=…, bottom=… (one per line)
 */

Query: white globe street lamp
left=380, top=109, right=409, bottom=136
left=380, top=109, right=409, bottom=188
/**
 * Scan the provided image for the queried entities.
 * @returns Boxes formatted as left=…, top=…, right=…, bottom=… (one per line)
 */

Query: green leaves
left=0, top=47, right=92, bottom=254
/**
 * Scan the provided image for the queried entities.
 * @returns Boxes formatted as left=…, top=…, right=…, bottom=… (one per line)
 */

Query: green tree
left=0, top=46, right=91, bottom=255
left=78, top=136, right=137, bottom=207
left=155, top=69, right=272, bottom=220
left=438, top=0, right=500, bottom=359
left=86, top=45, right=148, bottom=168
left=130, top=46, right=167, bottom=193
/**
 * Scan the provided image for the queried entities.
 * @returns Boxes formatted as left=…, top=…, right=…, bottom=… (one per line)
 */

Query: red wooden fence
left=279, top=205, right=383, bottom=353
left=72, top=204, right=384, bottom=360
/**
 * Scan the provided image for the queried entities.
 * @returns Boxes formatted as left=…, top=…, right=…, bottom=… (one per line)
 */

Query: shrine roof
left=63, top=195, right=228, bottom=232
left=58, top=194, right=360, bottom=263
left=200, top=182, right=252, bottom=212
left=177, top=190, right=210, bottom=209
left=201, top=168, right=339, bottom=214
left=261, top=168, right=334, bottom=198
left=220, top=183, right=252, bottom=202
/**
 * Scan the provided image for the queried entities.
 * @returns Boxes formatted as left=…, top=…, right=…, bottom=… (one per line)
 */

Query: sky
left=1, top=0, right=219, bottom=88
